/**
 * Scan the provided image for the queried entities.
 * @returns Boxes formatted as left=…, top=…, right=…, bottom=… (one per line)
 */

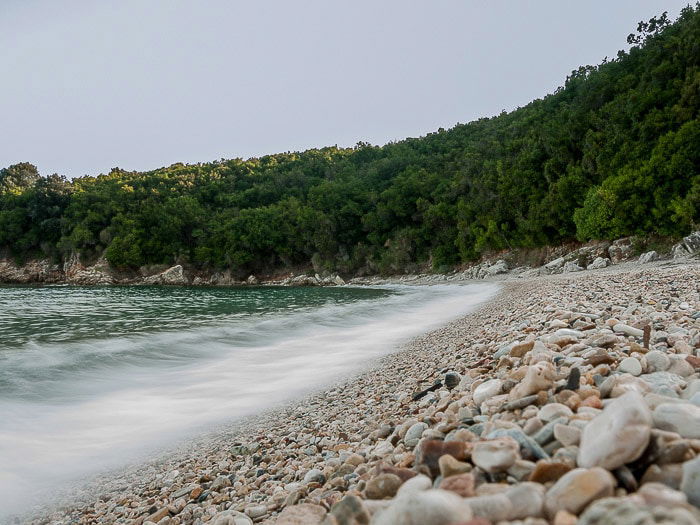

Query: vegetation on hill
left=1, top=6, right=699, bottom=276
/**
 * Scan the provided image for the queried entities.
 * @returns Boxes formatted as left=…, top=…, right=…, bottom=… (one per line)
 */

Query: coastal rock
left=143, top=265, right=188, bottom=285
left=587, top=257, right=610, bottom=270
left=682, top=231, right=700, bottom=254
left=563, top=261, right=584, bottom=273
left=578, top=391, right=652, bottom=469
left=639, top=251, right=660, bottom=264
left=544, top=467, right=615, bottom=517
left=372, top=489, right=472, bottom=525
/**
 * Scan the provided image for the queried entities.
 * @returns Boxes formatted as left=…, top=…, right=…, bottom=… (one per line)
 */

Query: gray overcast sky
left=0, top=1, right=691, bottom=178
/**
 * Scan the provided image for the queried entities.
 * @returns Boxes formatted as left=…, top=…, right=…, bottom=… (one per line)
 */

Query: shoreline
left=19, top=260, right=700, bottom=524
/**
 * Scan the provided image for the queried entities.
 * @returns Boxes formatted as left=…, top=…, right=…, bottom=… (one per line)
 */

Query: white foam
left=0, top=282, right=497, bottom=518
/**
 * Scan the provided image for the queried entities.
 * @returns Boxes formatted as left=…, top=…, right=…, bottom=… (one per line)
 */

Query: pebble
left=472, top=379, right=503, bottom=406
left=544, top=467, right=616, bottom=517
left=364, top=473, right=402, bottom=499
left=438, top=472, right=475, bottom=497
left=578, top=391, right=652, bottom=469
left=273, top=503, right=326, bottom=525
left=372, top=489, right=473, bottom=525
left=471, top=437, right=520, bottom=473
left=618, top=357, right=642, bottom=376
left=653, top=402, right=700, bottom=438
left=34, top=261, right=700, bottom=525
left=681, top=455, right=700, bottom=507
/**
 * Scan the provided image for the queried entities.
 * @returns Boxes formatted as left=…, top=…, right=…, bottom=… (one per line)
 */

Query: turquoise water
left=0, top=282, right=498, bottom=518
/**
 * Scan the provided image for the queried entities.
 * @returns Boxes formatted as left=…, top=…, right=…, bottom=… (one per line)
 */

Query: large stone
left=563, top=261, right=584, bottom=273
left=639, top=251, right=660, bottom=264
left=682, top=231, right=700, bottom=254
left=654, top=402, right=700, bottom=438
left=506, top=482, right=545, bottom=519
left=544, top=467, right=615, bottom=517
left=471, top=438, right=520, bottom=473
left=587, top=257, right=610, bottom=270
left=578, top=391, right=652, bottom=469
left=372, top=489, right=472, bottom=525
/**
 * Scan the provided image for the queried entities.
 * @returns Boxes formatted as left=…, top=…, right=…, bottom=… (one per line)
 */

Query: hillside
left=1, top=6, right=699, bottom=277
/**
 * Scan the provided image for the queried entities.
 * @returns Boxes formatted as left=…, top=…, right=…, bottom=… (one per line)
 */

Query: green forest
left=1, top=7, right=699, bottom=276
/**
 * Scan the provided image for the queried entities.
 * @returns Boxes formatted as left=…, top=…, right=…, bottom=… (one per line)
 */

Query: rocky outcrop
left=672, top=231, right=700, bottom=259
left=142, top=265, right=188, bottom=285
left=0, top=258, right=62, bottom=283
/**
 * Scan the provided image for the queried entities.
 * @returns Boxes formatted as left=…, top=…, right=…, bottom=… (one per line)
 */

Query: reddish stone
left=439, top=473, right=475, bottom=497
left=375, top=463, right=417, bottom=482
left=528, top=461, right=572, bottom=484
left=580, top=396, right=602, bottom=409
left=686, top=355, right=700, bottom=369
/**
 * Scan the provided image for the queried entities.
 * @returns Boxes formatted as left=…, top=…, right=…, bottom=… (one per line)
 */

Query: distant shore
left=23, top=258, right=700, bottom=524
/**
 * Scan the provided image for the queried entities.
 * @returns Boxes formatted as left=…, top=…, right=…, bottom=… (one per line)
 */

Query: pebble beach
left=25, top=259, right=700, bottom=525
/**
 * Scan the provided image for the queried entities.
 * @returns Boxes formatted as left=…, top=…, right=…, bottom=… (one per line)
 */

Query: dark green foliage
left=1, top=7, right=699, bottom=274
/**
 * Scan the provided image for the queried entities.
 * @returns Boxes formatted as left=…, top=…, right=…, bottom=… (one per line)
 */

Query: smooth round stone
left=553, top=424, right=581, bottom=446
left=578, top=497, right=698, bottom=525
left=578, top=391, right=652, bottom=469
left=646, top=350, right=670, bottom=372
left=544, top=467, right=615, bottom=517
left=653, top=403, right=700, bottom=438
left=303, top=469, right=325, bottom=484
left=473, top=379, right=504, bottom=406
left=364, top=473, right=402, bottom=500
left=404, top=422, right=428, bottom=448
left=681, top=455, right=700, bottom=507
left=438, top=473, right=475, bottom=497
left=273, top=504, right=326, bottom=525
left=472, top=437, right=520, bottom=473
left=373, top=489, right=473, bottom=525
left=618, top=357, right=642, bottom=376
left=538, top=403, right=574, bottom=422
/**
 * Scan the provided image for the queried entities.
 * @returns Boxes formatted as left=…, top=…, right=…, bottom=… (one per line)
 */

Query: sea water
left=0, top=282, right=498, bottom=518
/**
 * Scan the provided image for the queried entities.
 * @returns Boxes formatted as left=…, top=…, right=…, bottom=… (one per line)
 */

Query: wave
left=0, top=282, right=498, bottom=519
